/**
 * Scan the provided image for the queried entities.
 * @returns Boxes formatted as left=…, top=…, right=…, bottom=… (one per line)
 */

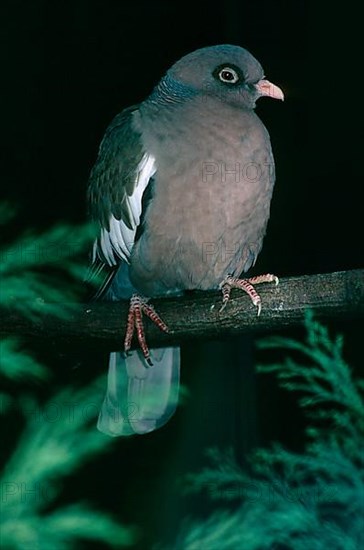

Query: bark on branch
left=1, top=269, right=363, bottom=351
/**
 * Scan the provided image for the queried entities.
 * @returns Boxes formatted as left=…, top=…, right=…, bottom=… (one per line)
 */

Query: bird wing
left=87, top=106, right=156, bottom=296
left=88, top=105, right=156, bottom=266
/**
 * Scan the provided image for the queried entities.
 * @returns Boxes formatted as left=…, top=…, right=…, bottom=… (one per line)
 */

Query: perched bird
left=88, top=44, right=283, bottom=436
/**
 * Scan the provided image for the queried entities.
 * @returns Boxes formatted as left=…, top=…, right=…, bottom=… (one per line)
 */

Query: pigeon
left=87, top=44, right=284, bottom=436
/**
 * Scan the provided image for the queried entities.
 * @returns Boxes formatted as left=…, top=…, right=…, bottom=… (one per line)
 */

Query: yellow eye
left=218, top=67, right=240, bottom=84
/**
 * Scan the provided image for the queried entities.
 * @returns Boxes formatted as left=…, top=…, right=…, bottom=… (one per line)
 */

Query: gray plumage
left=88, top=45, right=283, bottom=436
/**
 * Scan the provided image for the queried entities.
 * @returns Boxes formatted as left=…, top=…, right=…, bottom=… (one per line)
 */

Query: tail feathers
left=97, top=347, right=180, bottom=436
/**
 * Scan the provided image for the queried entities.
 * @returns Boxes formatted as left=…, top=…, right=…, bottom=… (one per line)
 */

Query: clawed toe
left=218, top=273, right=278, bottom=315
left=124, top=294, right=170, bottom=363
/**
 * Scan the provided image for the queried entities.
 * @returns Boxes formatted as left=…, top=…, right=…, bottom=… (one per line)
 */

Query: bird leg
left=124, top=294, right=170, bottom=365
left=219, top=274, right=279, bottom=316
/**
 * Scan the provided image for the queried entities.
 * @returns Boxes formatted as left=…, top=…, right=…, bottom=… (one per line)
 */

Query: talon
left=219, top=303, right=227, bottom=314
left=123, top=294, right=170, bottom=362
left=124, top=340, right=132, bottom=354
left=219, top=279, right=232, bottom=313
left=218, top=273, right=278, bottom=315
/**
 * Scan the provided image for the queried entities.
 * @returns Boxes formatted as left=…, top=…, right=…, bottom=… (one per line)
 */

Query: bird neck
left=147, top=74, right=198, bottom=106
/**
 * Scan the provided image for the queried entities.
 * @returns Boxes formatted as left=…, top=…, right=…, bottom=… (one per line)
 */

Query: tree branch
left=1, top=269, right=363, bottom=351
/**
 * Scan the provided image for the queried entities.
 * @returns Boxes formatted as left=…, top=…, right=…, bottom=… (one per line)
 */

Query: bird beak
left=255, top=79, right=284, bottom=101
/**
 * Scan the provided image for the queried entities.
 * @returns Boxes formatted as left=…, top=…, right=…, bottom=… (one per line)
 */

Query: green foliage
left=0, top=338, right=49, bottom=382
left=0, top=207, right=135, bottom=548
left=178, top=312, right=364, bottom=550
left=0, top=221, right=97, bottom=319
left=1, top=381, right=135, bottom=549
left=257, top=310, right=364, bottom=444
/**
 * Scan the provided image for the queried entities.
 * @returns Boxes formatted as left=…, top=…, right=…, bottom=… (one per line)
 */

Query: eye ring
left=218, top=67, right=240, bottom=84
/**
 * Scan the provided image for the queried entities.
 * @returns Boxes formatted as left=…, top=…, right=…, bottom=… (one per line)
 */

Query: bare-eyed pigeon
left=88, top=44, right=284, bottom=436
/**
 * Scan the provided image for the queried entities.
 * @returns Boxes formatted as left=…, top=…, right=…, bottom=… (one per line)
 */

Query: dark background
left=1, top=1, right=362, bottom=548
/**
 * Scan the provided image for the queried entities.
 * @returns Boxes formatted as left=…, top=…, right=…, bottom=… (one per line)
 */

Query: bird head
left=155, top=44, right=284, bottom=109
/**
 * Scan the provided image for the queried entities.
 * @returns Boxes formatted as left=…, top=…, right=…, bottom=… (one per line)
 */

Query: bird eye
left=218, top=67, right=240, bottom=84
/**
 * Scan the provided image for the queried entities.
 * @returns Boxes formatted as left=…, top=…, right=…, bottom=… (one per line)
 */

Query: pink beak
left=255, top=79, right=284, bottom=101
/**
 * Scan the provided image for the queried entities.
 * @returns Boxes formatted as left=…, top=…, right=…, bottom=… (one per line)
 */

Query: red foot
left=219, top=273, right=279, bottom=316
left=124, top=294, right=170, bottom=365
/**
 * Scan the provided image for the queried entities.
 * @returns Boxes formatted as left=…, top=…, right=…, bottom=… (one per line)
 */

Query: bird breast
left=129, top=100, right=275, bottom=296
